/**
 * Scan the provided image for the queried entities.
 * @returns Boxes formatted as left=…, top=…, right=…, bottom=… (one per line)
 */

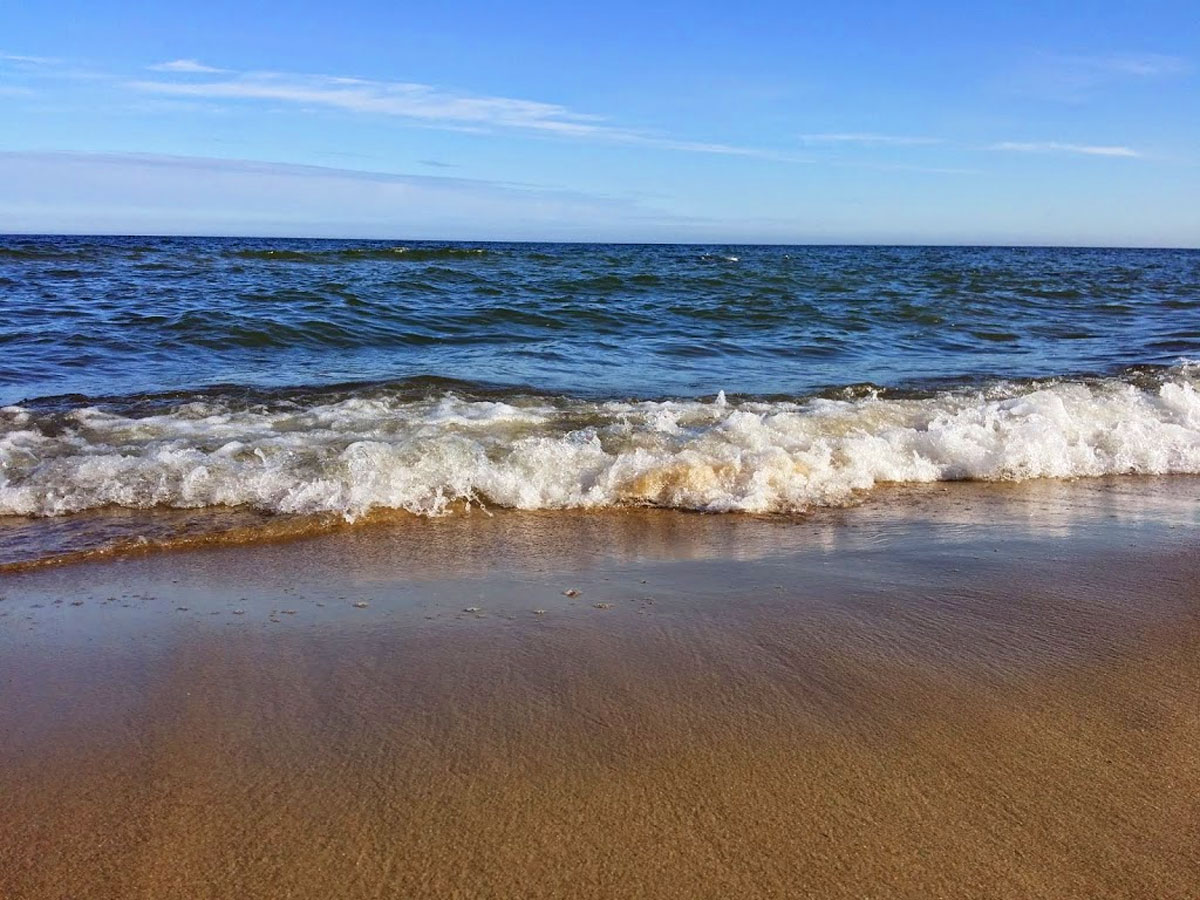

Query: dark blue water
left=2, top=236, right=1197, bottom=405
left=2, top=235, right=1200, bottom=565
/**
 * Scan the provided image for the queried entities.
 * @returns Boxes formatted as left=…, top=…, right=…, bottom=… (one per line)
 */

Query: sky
left=1, top=0, right=1197, bottom=245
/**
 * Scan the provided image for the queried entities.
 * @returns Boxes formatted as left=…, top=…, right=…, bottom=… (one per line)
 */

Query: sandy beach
left=2, top=478, right=1198, bottom=899
left=5, top=5, right=1199, bottom=893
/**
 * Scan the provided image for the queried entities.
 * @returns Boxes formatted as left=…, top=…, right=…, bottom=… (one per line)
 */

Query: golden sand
left=1, top=481, right=1198, bottom=898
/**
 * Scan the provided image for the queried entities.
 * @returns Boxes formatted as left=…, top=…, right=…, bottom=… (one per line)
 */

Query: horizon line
left=1, top=231, right=1197, bottom=251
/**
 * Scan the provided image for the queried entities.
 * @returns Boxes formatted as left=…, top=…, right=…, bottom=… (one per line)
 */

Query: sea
left=1, top=235, right=1198, bottom=565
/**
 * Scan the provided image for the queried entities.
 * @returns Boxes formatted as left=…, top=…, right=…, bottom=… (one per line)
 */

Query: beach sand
left=1, top=479, right=1198, bottom=899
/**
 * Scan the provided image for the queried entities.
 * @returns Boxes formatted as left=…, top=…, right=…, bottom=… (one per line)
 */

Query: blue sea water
left=2, top=236, right=1197, bottom=404
left=0, top=235, right=1198, bottom=554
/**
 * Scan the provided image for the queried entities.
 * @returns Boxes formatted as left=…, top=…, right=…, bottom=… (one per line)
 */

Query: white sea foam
left=2, top=368, right=1199, bottom=519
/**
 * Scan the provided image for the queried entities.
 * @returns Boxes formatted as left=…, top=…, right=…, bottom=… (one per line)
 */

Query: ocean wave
left=2, top=367, right=1198, bottom=519
left=6, top=240, right=1199, bottom=406
left=0, top=245, right=98, bottom=262
left=228, top=246, right=492, bottom=263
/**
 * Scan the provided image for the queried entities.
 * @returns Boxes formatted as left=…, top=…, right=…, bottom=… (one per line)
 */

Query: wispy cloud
left=989, top=141, right=1141, bottom=158
left=129, top=72, right=615, bottom=136
left=148, top=59, right=229, bottom=74
left=798, top=133, right=940, bottom=146
left=0, top=52, right=61, bottom=66
left=1005, top=52, right=1191, bottom=102
left=1064, top=53, right=1190, bottom=78
left=0, top=51, right=109, bottom=83
left=126, top=67, right=806, bottom=161
left=836, top=160, right=978, bottom=175
left=0, top=150, right=709, bottom=241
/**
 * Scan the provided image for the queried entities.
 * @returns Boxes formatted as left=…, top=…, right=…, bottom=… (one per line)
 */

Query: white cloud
left=129, top=72, right=611, bottom=136
left=836, top=160, right=978, bottom=175
left=0, top=52, right=61, bottom=66
left=797, top=133, right=940, bottom=146
left=148, top=59, right=229, bottom=74
left=0, top=151, right=710, bottom=241
left=1005, top=52, right=1191, bottom=102
left=126, top=68, right=805, bottom=161
left=990, top=141, right=1141, bottom=158
left=0, top=52, right=111, bottom=84
left=1063, top=53, right=1190, bottom=78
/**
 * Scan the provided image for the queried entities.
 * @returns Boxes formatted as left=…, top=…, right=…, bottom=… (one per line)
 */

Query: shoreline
left=2, top=479, right=1199, bottom=898
left=3, top=473, right=1198, bottom=573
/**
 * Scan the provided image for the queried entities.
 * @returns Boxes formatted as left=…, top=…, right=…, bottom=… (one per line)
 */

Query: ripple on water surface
left=1, top=237, right=1197, bottom=401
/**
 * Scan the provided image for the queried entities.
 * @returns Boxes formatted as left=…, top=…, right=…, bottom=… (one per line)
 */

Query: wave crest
left=229, top=246, right=491, bottom=263
left=2, top=369, right=1198, bottom=519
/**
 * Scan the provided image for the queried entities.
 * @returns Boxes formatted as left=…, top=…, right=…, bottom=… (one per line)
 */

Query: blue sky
left=1, top=0, right=1197, bottom=244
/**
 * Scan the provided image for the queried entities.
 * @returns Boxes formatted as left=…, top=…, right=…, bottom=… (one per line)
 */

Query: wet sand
left=1, top=479, right=1199, bottom=899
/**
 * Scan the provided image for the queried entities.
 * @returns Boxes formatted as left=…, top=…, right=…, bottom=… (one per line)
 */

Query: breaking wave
left=2, top=366, right=1198, bottom=520
left=228, top=246, right=492, bottom=263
